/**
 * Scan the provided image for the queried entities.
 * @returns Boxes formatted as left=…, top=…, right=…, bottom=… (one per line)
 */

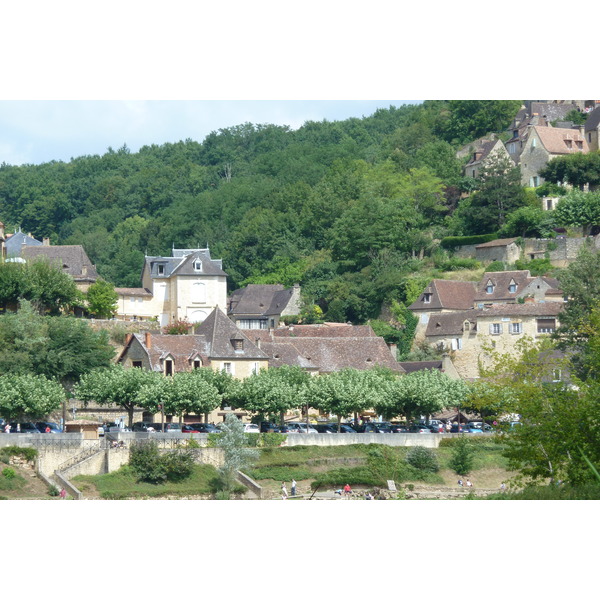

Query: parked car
left=315, top=423, right=356, bottom=433
left=464, top=425, right=484, bottom=434
left=390, top=423, right=409, bottom=433
left=286, top=422, right=318, bottom=434
left=407, top=423, right=432, bottom=434
left=450, top=423, right=465, bottom=433
left=468, top=421, right=492, bottom=432
left=150, top=422, right=181, bottom=432
left=243, top=423, right=260, bottom=434
left=183, top=423, right=221, bottom=434
left=8, top=422, right=42, bottom=434
left=36, top=421, right=62, bottom=433
left=356, top=422, right=393, bottom=433
left=259, top=421, right=279, bottom=433
left=426, top=422, right=445, bottom=433
left=132, top=422, right=156, bottom=432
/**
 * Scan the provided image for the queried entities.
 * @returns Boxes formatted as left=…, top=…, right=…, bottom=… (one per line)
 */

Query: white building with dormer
left=115, top=247, right=227, bottom=326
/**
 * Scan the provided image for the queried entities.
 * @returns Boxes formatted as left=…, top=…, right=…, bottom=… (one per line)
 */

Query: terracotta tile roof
left=408, top=280, right=477, bottom=311
left=534, top=126, right=589, bottom=155
left=475, top=271, right=533, bottom=303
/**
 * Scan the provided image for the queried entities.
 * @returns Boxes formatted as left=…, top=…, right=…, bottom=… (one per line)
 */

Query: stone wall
left=284, top=433, right=441, bottom=448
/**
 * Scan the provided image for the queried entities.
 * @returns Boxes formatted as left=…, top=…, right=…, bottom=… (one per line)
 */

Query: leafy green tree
left=309, top=368, right=391, bottom=430
left=0, top=373, right=66, bottom=421
left=554, top=189, right=600, bottom=234
left=86, top=279, right=118, bottom=319
left=0, top=300, right=114, bottom=384
left=540, top=151, right=600, bottom=190
left=448, top=436, right=476, bottom=476
left=464, top=154, right=527, bottom=233
left=74, top=364, right=160, bottom=427
left=379, top=369, right=467, bottom=421
left=234, top=365, right=310, bottom=426
left=499, top=205, right=557, bottom=238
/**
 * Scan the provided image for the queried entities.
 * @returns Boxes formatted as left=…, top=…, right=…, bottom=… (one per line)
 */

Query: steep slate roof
left=144, top=248, right=227, bottom=280
left=425, top=311, right=477, bottom=337
left=530, top=102, right=578, bottom=122
left=465, top=140, right=504, bottom=167
left=533, top=126, right=589, bottom=155
left=229, top=284, right=288, bottom=317
left=5, top=230, right=43, bottom=257
left=475, top=270, right=533, bottom=303
left=408, top=280, right=477, bottom=311
left=397, top=360, right=444, bottom=373
left=194, top=307, right=268, bottom=360
left=21, top=245, right=99, bottom=281
left=585, top=106, right=600, bottom=132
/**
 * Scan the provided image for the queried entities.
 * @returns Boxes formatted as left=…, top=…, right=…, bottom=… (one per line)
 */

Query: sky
left=0, top=100, right=418, bottom=166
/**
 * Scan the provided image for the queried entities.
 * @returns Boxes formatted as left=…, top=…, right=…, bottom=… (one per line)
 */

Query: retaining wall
left=284, top=433, right=442, bottom=447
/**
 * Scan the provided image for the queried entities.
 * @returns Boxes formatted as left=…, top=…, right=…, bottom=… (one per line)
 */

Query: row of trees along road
left=72, top=364, right=468, bottom=429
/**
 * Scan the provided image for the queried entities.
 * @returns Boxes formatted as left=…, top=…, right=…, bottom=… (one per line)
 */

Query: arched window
left=191, top=282, right=206, bottom=303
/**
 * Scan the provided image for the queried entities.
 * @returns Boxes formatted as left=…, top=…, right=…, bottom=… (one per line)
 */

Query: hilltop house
left=584, top=106, right=600, bottom=153
left=463, top=139, right=513, bottom=179
left=115, top=247, right=227, bottom=326
left=227, top=283, right=302, bottom=330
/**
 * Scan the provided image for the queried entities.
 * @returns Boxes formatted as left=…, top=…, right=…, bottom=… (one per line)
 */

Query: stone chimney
left=145, top=331, right=152, bottom=348
left=43, top=237, right=50, bottom=246
left=82, top=265, right=87, bottom=276
left=125, top=333, right=133, bottom=346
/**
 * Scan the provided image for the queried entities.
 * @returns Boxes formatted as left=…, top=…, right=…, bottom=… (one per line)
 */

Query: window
left=508, top=282, right=517, bottom=293
left=532, top=138, right=537, bottom=148
left=222, top=362, right=233, bottom=375
left=193, top=359, right=201, bottom=369
left=193, top=259, right=202, bottom=272
left=423, top=293, right=432, bottom=304
left=510, top=322, right=522, bottom=334
left=547, top=199, right=552, bottom=210
left=232, top=339, right=244, bottom=351
left=589, top=133, right=592, bottom=143
left=552, top=369, right=562, bottom=382
left=537, top=318, right=556, bottom=333
left=157, top=264, right=165, bottom=275
left=451, top=338, right=462, bottom=350
left=165, top=360, right=173, bottom=376
left=486, top=283, right=494, bottom=294
left=252, top=362, right=260, bottom=375
left=490, top=323, right=502, bottom=335
left=132, top=361, right=143, bottom=368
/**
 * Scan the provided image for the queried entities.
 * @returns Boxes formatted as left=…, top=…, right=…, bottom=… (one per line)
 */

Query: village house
left=423, top=301, right=564, bottom=379
left=474, top=238, right=521, bottom=265
left=463, top=138, right=513, bottom=179
left=584, top=106, right=600, bottom=153
left=519, top=125, right=589, bottom=188
left=473, top=270, right=562, bottom=306
left=227, top=283, right=302, bottom=330
left=114, top=247, right=227, bottom=326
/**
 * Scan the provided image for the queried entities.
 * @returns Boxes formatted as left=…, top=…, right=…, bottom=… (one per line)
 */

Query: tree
left=499, top=205, right=557, bottom=238
left=0, top=300, right=115, bottom=384
left=0, top=373, right=66, bottom=421
left=554, top=189, right=600, bottom=235
left=540, top=151, right=600, bottom=190
left=309, top=368, right=391, bottom=430
left=464, top=154, right=527, bottom=233
left=214, top=413, right=259, bottom=495
left=86, top=279, right=118, bottom=319
left=74, top=364, right=160, bottom=427
left=136, top=371, right=220, bottom=421
left=234, top=365, right=310, bottom=426
left=379, top=369, right=467, bottom=421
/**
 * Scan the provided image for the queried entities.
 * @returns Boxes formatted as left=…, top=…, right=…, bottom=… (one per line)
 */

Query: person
left=281, top=482, right=288, bottom=499
left=445, top=422, right=451, bottom=433
left=365, top=491, right=373, bottom=500
left=458, top=479, right=463, bottom=487
left=466, top=479, right=473, bottom=487
left=59, top=488, right=67, bottom=499
left=500, top=482, right=506, bottom=492
left=291, top=479, right=297, bottom=497
left=343, top=483, right=352, bottom=497
left=4, top=423, right=10, bottom=434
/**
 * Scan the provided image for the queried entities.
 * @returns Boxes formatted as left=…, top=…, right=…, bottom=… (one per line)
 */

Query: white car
left=243, top=423, right=260, bottom=434
left=287, top=422, right=318, bottom=434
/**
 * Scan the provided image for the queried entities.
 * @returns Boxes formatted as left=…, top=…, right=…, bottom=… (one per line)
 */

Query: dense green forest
left=0, top=100, right=525, bottom=323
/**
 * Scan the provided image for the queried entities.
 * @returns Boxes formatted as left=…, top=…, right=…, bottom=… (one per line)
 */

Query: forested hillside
left=0, top=100, right=523, bottom=324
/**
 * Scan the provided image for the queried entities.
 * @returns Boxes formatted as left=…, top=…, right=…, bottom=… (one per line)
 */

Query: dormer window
left=193, top=259, right=202, bottom=272
left=423, top=293, right=432, bottom=304
left=232, top=339, right=244, bottom=351
left=509, top=281, right=517, bottom=293
left=486, top=282, right=494, bottom=294
left=157, top=264, right=165, bottom=275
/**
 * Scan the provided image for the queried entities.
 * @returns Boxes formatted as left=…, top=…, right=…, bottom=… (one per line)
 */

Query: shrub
left=448, top=436, right=475, bottom=475
left=0, top=446, right=38, bottom=462
left=484, top=261, right=505, bottom=272
left=437, top=258, right=482, bottom=271
left=161, top=450, right=195, bottom=483
left=405, top=447, right=439, bottom=473
left=2, top=467, right=15, bottom=479
left=129, top=441, right=195, bottom=484
left=261, top=433, right=286, bottom=447
left=48, top=485, right=60, bottom=497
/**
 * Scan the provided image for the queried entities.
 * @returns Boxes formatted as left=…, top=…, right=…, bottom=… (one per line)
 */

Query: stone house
left=584, top=106, right=600, bottom=152
left=475, top=238, right=520, bottom=264
left=115, top=247, right=227, bottom=326
left=463, top=139, right=513, bottom=179
left=519, top=125, right=589, bottom=188
left=4, top=228, right=46, bottom=258
left=423, top=302, right=564, bottom=379
left=21, top=244, right=100, bottom=292
left=474, top=270, right=562, bottom=306
left=228, top=283, right=302, bottom=330
left=504, top=110, right=548, bottom=163
left=407, top=279, right=477, bottom=342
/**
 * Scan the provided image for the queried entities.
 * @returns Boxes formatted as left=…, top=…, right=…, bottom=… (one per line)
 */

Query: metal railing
left=56, top=441, right=107, bottom=471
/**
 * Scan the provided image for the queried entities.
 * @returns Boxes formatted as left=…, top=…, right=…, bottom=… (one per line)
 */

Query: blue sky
left=0, top=100, right=419, bottom=166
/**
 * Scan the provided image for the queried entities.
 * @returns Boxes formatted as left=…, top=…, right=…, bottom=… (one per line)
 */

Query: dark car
left=132, top=422, right=156, bottom=432
left=407, top=423, right=432, bottom=434
left=150, top=422, right=181, bottom=433
left=450, top=423, right=465, bottom=433
left=9, top=422, right=42, bottom=434
left=260, top=421, right=280, bottom=433
left=36, top=421, right=62, bottom=433
left=315, top=423, right=356, bottom=433
left=356, top=422, right=393, bottom=434
left=183, top=423, right=221, bottom=434
left=390, top=424, right=409, bottom=433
